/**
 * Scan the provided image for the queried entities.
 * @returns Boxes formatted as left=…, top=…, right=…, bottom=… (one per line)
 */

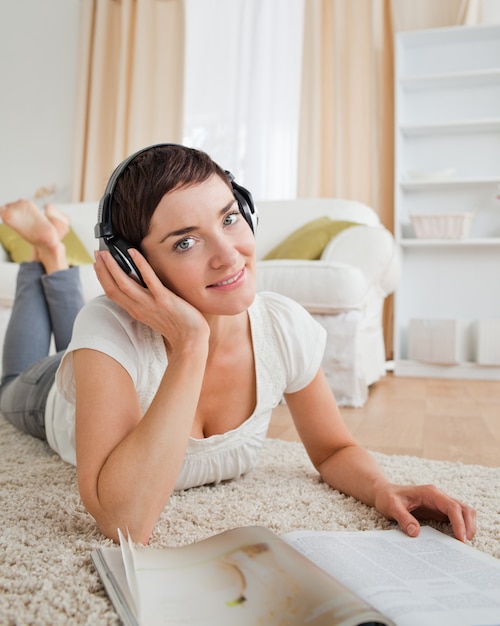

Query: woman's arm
left=74, top=341, right=207, bottom=545
left=74, top=250, right=210, bottom=544
left=285, top=369, right=476, bottom=542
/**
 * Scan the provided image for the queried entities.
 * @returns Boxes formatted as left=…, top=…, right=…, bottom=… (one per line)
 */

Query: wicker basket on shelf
left=409, top=211, right=476, bottom=240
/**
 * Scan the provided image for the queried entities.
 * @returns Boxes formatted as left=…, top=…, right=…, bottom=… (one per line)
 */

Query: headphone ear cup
left=105, top=237, right=146, bottom=287
left=232, top=182, right=259, bottom=234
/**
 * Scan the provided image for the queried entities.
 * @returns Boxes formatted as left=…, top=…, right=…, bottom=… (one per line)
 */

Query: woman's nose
left=209, top=235, right=239, bottom=268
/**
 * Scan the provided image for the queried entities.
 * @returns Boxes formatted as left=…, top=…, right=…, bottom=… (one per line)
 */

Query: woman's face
left=141, top=174, right=256, bottom=316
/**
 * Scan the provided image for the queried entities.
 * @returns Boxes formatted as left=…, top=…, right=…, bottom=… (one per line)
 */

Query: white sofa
left=0, top=198, right=400, bottom=406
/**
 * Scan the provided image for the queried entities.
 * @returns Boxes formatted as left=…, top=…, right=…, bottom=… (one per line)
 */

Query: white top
left=46, top=291, right=326, bottom=490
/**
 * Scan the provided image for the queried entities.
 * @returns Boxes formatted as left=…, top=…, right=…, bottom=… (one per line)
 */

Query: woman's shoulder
left=251, top=291, right=326, bottom=346
left=71, top=294, right=159, bottom=352
left=59, top=295, right=165, bottom=400
left=253, top=290, right=303, bottom=311
left=251, top=292, right=326, bottom=394
left=77, top=294, right=130, bottom=318
left=73, top=294, right=137, bottom=331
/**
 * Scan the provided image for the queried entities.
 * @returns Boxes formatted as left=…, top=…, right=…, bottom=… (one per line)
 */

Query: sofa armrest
left=0, top=262, right=19, bottom=306
left=256, top=259, right=367, bottom=314
left=320, top=225, right=401, bottom=297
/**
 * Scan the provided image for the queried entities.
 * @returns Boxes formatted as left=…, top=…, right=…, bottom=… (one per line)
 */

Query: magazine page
left=118, top=529, right=141, bottom=617
left=124, top=526, right=394, bottom=626
left=91, top=548, right=139, bottom=626
left=283, top=526, right=500, bottom=626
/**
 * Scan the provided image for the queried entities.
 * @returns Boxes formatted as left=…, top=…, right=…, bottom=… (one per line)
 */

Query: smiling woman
left=0, top=144, right=477, bottom=547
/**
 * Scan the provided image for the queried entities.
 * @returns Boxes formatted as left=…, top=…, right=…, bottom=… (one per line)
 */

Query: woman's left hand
left=374, top=483, right=476, bottom=542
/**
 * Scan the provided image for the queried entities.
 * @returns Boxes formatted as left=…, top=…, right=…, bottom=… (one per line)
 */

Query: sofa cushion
left=256, top=259, right=367, bottom=314
left=262, top=217, right=358, bottom=260
left=0, top=224, right=93, bottom=266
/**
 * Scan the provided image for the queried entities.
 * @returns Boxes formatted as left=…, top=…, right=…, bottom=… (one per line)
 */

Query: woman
left=1, top=144, right=476, bottom=544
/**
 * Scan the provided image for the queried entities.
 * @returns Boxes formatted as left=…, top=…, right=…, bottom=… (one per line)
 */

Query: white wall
left=0, top=0, right=80, bottom=204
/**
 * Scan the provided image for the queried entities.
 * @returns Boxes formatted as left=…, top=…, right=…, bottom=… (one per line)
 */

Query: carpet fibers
left=1, top=414, right=499, bottom=625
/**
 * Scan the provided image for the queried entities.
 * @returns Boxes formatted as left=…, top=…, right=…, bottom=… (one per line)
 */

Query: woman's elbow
left=89, top=506, right=155, bottom=545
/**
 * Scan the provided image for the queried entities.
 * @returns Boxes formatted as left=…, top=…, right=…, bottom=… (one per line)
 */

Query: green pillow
left=263, top=216, right=359, bottom=260
left=0, top=223, right=93, bottom=265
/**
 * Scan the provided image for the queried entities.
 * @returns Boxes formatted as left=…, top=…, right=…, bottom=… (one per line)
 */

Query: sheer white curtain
left=182, top=0, right=305, bottom=200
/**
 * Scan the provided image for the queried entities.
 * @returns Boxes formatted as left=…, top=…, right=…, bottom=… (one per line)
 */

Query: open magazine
left=91, top=526, right=500, bottom=626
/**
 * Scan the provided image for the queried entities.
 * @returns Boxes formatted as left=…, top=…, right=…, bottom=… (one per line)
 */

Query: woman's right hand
left=94, top=248, right=210, bottom=352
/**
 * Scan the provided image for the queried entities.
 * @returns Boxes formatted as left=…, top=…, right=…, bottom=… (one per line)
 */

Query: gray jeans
left=0, top=262, right=84, bottom=439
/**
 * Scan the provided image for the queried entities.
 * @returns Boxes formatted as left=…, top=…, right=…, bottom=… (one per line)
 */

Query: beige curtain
left=299, top=0, right=394, bottom=228
left=298, top=0, right=477, bottom=358
left=298, top=0, right=395, bottom=357
left=72, top=0, right=185, bottom=202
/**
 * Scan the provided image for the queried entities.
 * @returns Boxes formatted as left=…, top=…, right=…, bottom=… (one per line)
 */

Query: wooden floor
left=268, top=373, right=500, bottom=467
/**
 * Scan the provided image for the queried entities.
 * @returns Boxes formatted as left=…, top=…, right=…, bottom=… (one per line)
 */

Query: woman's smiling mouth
left=208, top=268, right=246, bottom=289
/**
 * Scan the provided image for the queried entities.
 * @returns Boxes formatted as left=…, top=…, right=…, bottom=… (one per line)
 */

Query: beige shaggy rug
left=1, top=413, right=499, bottom=625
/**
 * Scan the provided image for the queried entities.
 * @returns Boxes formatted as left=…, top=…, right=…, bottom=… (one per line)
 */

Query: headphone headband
left=95, top=143, right=176, bottom=239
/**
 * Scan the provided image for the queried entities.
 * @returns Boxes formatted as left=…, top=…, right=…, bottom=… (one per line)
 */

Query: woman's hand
left=94, top=248, right=209, bottom=351
left=373, top=482, right=477, bottom=543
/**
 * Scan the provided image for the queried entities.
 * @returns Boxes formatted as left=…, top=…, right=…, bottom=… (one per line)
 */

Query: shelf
left=399, top=22, right=500, bottom=50
left=399, top=237, right=500, bottom=248
left=400, top=69, right=500, bottom=90
left=400, top=119, right=500, bottom=136
left=394, top=359, right=500, bottom=381
left=400, top=177, right=500, bottom=191
left=394, top=25, right=500, bottom=381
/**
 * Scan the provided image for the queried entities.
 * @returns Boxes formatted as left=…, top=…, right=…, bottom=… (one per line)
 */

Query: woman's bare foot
left=45, top=203, right=70, bottom=240
left=0, top=199, right=68, bottom=273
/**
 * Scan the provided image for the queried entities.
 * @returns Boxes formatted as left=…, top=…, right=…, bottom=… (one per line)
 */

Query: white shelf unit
left=393, top=24, right=500, bottom=380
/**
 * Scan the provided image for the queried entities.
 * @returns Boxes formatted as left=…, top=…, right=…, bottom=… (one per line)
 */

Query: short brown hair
left=111, top=144, right=231, bottom=247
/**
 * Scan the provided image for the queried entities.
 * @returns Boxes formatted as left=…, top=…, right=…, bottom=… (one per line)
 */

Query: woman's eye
left=174, top=237, right=195, bottom=252
left=223, top=211, right=239, bottom=226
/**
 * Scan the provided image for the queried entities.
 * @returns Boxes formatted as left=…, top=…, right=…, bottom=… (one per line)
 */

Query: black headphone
left=95, top=143, right=258, bottom=287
